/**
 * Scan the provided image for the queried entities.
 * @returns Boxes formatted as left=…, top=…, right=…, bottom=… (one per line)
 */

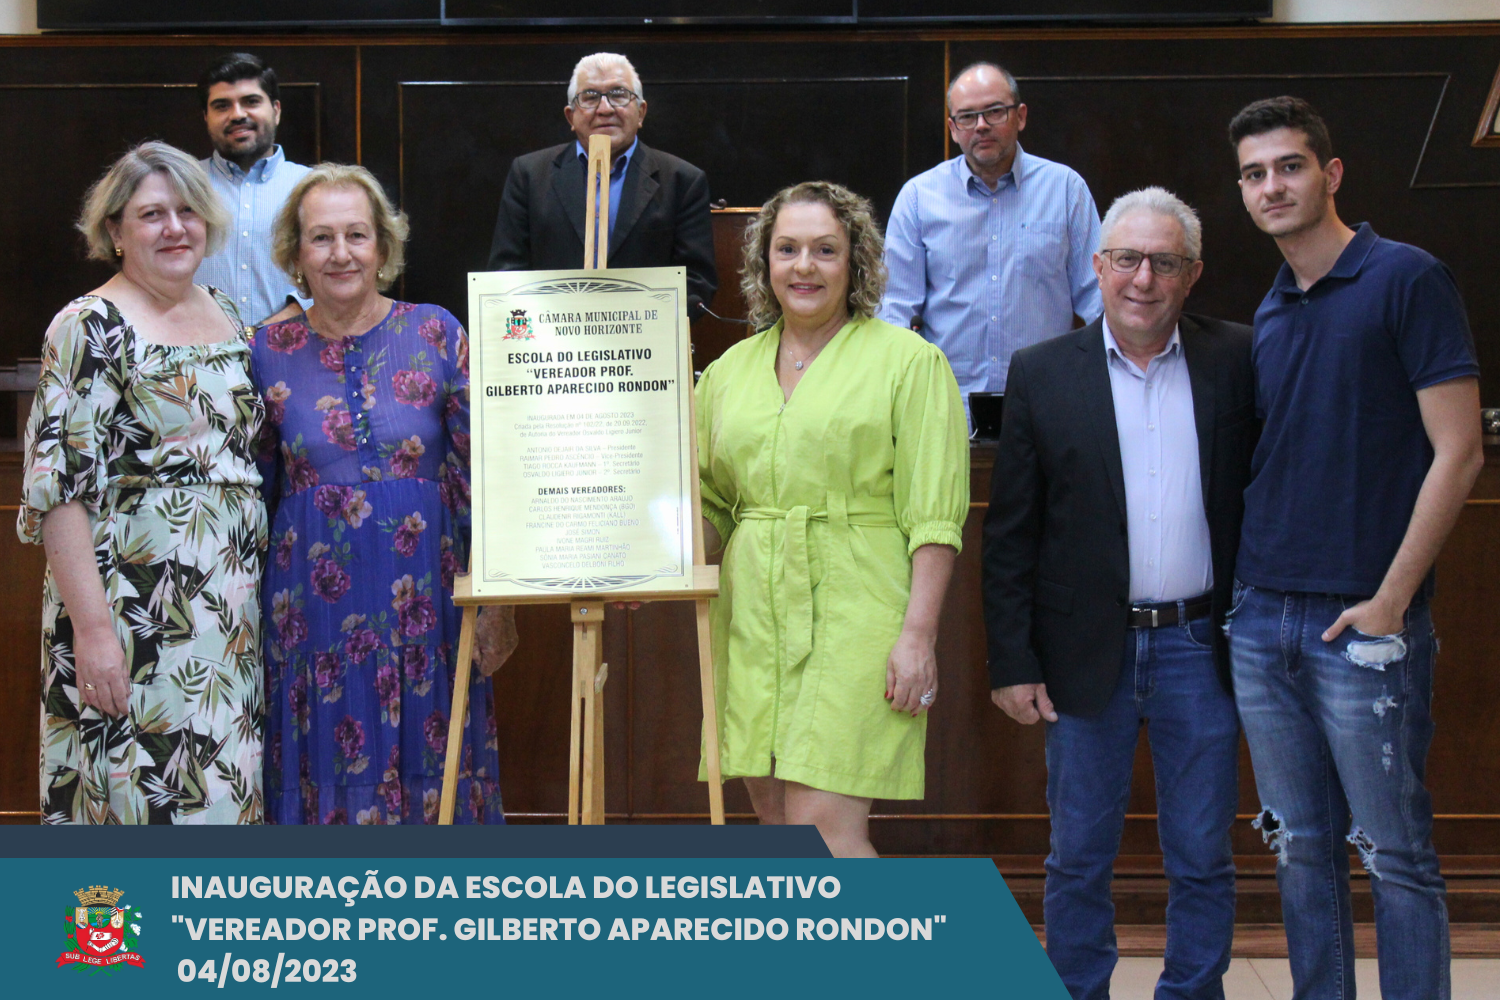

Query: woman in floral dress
left=253, top=163, right=503, bottom=824
left=19, top=141, right=267, bottom=824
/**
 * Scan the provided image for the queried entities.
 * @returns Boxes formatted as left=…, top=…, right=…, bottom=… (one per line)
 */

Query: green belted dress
left=696, top=316, right=969, bottom=800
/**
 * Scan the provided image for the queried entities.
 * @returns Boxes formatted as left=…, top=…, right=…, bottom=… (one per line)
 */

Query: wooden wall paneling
left=0, top=43, right=358, bottom=367
left=362, top=38, right=946, bottom=330
left=694, top=209, right=757, bottom=370
left=0, top=81, right=319, bottom=364
left=623, top=600, right=750, bottom=819
left=1427, top=465, right=1500, bottom=843
left=1012, top=72, right=1449, bottom=323
left=487, top=477, right=1500, bottom=854
left=0, top=455, right=45, bottom=822
left=949, top=34, right=1500, bottom=403
left=490, top=603, right=577, bottom=817
left=0, top=30, right=1497, bottom=847
left=493, top=598, right=757, bottom=822
left=390, top=72, right=919, bottom=327
left=391, top=75, right=573, bottom=324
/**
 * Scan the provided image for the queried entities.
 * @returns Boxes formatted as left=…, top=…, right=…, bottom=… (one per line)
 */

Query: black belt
left=1128, top=595, right=1212, bottom=629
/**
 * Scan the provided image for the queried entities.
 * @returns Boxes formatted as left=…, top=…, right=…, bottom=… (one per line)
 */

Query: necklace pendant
left=793, top=360, right=804, bottom=370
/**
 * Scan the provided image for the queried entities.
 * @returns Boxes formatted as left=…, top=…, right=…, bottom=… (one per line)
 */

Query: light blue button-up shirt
left=880, top=145, right=1103, bottom=407
left=195, top=146, right=311, bottom=326
left=575, top=136, right=638, bottom=240
left=1102, top=318, right=1213, bottom=604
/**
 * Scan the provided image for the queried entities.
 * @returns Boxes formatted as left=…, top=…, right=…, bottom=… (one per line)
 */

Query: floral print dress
left=252, top=301, right=503, bottom=825
left=18, top=292, right=267, bottom=825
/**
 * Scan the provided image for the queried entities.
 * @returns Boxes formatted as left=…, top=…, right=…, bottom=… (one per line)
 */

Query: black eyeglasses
left=949, top=103, right=1018, bottom=130
left=573, top=88, right=640, bottom=111
left=1098, top=248, right=1196, bottom=278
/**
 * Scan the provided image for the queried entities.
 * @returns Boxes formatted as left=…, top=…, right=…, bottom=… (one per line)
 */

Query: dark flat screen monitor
left=38, top=0, right=1270, bottom=29
left=443, top=0, right=852, bottom=23
left=38, top=1, right=442, bottom=29
left=970, top=392, right=1004, bottom=442
left=859, top=0, right=1269, bottom=20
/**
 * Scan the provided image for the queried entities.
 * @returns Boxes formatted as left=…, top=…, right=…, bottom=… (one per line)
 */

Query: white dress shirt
left=1103, top=319, right=1213, bottom=603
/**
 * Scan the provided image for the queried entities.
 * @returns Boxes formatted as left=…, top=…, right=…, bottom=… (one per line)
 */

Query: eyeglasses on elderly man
left=1097, top=247, right=1197, bottom=278
left=572, top=88, right=640, bottom=111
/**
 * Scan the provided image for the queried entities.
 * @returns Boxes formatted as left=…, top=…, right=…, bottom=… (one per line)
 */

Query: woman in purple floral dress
left=253, top=163, right=502, bottom=824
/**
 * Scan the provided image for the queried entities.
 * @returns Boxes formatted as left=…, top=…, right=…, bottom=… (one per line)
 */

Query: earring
left=114, top=247, right=122, bottom=258
left=377, top=267, right=386, bottom=281
left=295, top=271, right=303, bottom=284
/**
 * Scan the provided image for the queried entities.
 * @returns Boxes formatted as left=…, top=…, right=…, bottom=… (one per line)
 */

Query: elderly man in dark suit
left=487, top=51, right=718, bottom=313
left=983, top=188, right=1259, bottom=1000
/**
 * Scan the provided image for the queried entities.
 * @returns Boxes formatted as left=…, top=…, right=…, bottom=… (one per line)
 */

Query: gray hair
left=567, top=52, right=643, bottom=103
left=272, top=163, right=410, bottom=295
left=76, top=140, right=229, bottom=264
left=1099, top=186, right=1202, bottom=260
left=947, top=61, right=1020, bottom=110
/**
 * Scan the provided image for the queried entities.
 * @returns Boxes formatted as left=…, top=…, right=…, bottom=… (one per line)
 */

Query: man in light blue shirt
left=193, top=53, right=311, bottom=326
left=880, top=62, right=1102, bottom=409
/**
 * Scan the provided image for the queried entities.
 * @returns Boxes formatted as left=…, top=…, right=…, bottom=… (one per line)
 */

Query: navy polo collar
left=1272, top=221, right=1378, bottom=296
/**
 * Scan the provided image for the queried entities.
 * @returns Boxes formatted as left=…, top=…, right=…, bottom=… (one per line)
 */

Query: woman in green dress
left=696, top=181, right=969, bottom=857
left=18, top=142, right=267, bottom=824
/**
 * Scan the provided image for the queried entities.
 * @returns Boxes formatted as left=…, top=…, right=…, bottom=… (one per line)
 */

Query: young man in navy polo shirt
left=1228, top=96, right=1482, bottom=1000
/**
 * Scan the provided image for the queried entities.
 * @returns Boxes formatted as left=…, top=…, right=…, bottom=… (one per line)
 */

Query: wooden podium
left=437, top=134, right=724, bottom=826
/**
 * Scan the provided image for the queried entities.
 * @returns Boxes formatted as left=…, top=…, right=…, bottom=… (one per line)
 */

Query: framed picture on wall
left=1474, top=61, right=1500, bottom=147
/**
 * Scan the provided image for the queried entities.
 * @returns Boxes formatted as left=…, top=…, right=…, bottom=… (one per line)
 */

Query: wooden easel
left=438, top=133, right=725, bottom=826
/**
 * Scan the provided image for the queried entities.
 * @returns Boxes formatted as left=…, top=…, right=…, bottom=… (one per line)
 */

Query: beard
left=213, top=120, right=276, bottom=164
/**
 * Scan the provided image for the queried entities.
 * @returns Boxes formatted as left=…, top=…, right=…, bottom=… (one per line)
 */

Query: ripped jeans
left=1228, top=582, right=1448, bottom=1000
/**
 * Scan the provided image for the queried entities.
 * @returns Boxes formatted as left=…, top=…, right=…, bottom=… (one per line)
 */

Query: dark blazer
left=487, top=140, right=719, bottom=311
left=982, top=312, right=1258, bottom=717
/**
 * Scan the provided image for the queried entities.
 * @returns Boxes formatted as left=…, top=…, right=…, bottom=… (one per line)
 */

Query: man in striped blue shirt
left=880, top=62, right=1102, bottom=413
left=194, top=53, right=311, bottom=326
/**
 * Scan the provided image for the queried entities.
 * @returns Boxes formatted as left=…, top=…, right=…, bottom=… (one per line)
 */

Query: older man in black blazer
left=983, top=188, right=1258, bottom=1000
left=487, top=51, right=718, bottom=313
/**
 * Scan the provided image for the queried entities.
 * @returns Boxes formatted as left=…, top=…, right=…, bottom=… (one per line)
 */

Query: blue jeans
left=1044, top=610, right=1240, bottom=1000
left=1228, top=582, right=1449, bottom=1000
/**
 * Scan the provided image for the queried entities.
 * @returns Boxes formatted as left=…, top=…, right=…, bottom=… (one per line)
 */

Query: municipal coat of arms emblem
left=58, top=886, right=143, bottom=972
left=503, top=308, right=534, bottom=340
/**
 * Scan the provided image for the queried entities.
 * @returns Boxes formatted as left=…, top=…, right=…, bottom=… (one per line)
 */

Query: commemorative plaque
left=442, top=136, right=722, bottom=829
left=467, top=267, right=697, bottom=599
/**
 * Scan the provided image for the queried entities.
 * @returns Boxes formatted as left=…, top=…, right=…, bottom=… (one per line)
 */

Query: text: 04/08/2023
left=177, top=954, right=356, bottom=987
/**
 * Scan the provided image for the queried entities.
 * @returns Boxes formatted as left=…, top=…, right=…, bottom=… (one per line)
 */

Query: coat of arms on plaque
left=503, top=308, right=534, bottom=340
left=58, top=885, right=144, bottom=972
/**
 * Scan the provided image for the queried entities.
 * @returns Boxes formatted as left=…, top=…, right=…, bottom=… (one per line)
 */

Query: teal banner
left=1, top=828, right=1066, bottom=997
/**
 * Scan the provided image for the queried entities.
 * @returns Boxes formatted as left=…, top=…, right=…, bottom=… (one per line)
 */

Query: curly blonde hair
left=740, top=181, right=887, bottom=332
left=272, top=163, right=409, bottom=296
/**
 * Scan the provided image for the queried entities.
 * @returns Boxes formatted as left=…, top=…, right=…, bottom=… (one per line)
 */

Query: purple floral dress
left=252, top=302, right=503, bottom=825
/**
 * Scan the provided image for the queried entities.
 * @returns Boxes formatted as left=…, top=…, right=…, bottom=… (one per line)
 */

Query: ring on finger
left=919, top=689, right=936, bottom=706
left=82, top=683, right=97, bottom=691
